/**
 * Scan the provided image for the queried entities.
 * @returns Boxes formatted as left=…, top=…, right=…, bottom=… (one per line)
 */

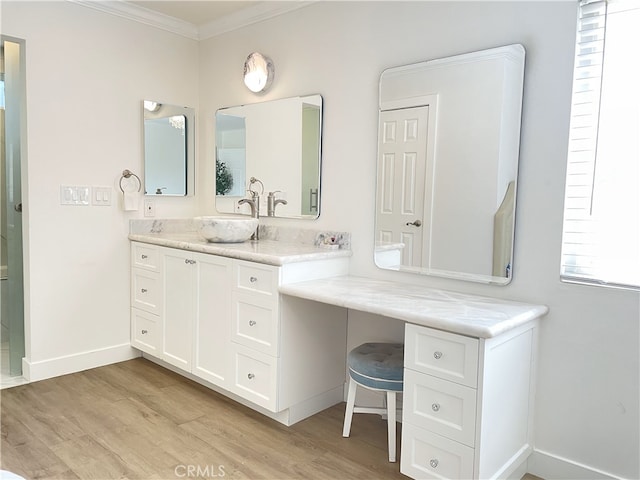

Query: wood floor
left=1, top=358, right=407, bottom=479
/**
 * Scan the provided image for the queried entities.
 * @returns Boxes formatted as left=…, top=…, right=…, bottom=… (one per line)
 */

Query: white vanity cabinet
left=130, top=240, right=349, bottom=425
left=162, top=249, right=232, bottom=384
left=401, top=322, right=538, bottom=480
left=230, top=260, right=280, bottom=409
left=130, top=243, right=162, bottom=355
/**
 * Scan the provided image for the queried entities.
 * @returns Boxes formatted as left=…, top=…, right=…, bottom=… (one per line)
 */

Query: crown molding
left=198, top=2, right=315, bottom=40
left=68, top=1, right=315, bottom=41
left=68, top=0, right=200, bottom=40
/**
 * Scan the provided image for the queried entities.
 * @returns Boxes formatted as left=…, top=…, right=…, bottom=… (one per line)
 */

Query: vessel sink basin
left=194, top=216, right=258, bottom=243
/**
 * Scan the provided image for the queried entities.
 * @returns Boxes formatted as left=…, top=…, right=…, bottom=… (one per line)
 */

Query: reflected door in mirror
left=377, top=106, right=431, bottom=267
left=374, top=44, right=525, bottom=285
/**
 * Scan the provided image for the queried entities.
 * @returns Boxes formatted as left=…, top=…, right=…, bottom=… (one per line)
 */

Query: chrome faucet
left=267, top=191, right=288, bottom=217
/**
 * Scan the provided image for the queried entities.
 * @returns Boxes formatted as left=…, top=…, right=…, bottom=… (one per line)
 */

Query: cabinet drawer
left=231, top=344, right=278, bottom=411
left=234, top=261, right=278, bottom=296
left=232, top=293, right=279, bottom=356
left=131, top=308, right=160, bottom=355
left=131, top=269, right=161, bottom=315
left=404, top=369, right=477, bottom=447
left=401, top=423, right=474, bottom=480
left=405, top=324, right=479, bottom=387
left=131, top=243, right=160, bottom=271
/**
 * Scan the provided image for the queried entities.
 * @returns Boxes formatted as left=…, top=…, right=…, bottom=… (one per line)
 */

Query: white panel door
left=376, top=106, right=430, bottom=267
left=193, top=252, right=233, bottom=386
left=162, top=251, right=195, bottom=371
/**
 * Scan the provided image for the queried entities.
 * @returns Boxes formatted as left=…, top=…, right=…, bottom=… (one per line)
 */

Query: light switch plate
left=92, top=186, right=112, bottom=206
left=60, top=185, right=90, bottom=206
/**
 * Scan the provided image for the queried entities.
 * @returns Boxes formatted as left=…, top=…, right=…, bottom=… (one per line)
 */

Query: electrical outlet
left=144, top=199, right=155, bottom=217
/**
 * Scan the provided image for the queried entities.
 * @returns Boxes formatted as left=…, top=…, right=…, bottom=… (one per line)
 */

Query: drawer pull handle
left=141, top=288, right=147, bottom=293
left=249, top=320, right=257, bottom=327
left=141, top=254, right=148, bottom=259
left=141, top=329, right=148, bottom=334
left=429, top=459, right=439, bottom=469
left=249, top=276, right=258, bottom=283
left=247, top=373, right=255, bottom=380
left=433, top=351, right=443, bottom=360
left=431, top=403, right=440, bottom=412
left=184, top=259, right=196, bottom=265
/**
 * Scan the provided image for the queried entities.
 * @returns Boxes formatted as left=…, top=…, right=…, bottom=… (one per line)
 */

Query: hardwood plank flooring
left=1, top=358, right=406, bottom=479
left=1, top=358, right=544, bottom=480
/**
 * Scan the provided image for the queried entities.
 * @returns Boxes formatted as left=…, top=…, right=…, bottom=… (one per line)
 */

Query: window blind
left=560, top=0, right=640, bottom=289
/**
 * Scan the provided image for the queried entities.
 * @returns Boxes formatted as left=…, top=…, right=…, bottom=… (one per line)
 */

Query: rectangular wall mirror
left=143, top=100, right=195, bottom=196
left=374, top=44, right=525, bottom=285
left=215, top=94, right=323, bottom=219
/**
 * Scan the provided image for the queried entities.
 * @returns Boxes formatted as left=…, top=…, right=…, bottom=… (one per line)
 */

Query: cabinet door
left=163, top=250, right=195, bottom=371
left=193, top=252, right=232, bottom=386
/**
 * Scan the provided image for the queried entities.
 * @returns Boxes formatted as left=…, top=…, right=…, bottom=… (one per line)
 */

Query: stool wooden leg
left=386, top=391, right=396, bottom=462
left=342, top=377, right=357, bottom=437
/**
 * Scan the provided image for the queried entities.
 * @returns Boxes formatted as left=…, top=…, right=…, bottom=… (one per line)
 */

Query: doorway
left=1, top=35, right=26, bottom=387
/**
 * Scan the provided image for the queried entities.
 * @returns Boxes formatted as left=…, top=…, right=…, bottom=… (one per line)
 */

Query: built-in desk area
left=280, top=275, right=548, bottom=480
left=279, top=275, right=547, bottom=338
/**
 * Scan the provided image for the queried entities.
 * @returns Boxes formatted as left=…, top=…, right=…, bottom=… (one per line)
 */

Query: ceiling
left=82, top=0, right=313, bottom=39
left=128, top=1, right=262, bottom=27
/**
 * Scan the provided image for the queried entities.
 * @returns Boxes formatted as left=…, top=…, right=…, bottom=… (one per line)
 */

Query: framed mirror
left=374, top=44, right=525, bottom=284
left=215, top=94, right=322, bottom=218
left=143, top=100, right=195, bottom=196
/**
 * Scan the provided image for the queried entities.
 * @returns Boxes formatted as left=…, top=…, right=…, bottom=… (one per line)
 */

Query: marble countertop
left=129, top=232, right=352, bottom=266
left=279, top=276, right=548, bottom=338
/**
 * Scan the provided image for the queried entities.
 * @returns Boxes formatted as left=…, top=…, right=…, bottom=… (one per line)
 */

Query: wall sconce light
left=243, top=52, right=274, bottom=93
left=143, top=100, right=161, bottom=112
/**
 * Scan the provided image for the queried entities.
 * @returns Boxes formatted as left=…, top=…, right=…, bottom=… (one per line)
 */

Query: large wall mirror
left=215, top=94, right=322, bottom=219
left=374, top=44, right=525, bottom=285
left=143, top=100, right=195, bottom=196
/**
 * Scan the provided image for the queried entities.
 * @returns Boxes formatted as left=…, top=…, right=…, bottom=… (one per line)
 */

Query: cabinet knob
left=141, top=329, right=148, bottom=335
left=249, top=276, right=258, bottom=283
left=432, top=403, right=440, bottom=412
left=249, top=320, right=257, bottom=327
left=430, top=459, right=439, bottom=469
left=247, top=373, right=255, bottom=380
left=433, top=351, right=443, bottom=360
left=141, top=288, right=147, bottom=293
left=141, top=254, right=148, bottom=259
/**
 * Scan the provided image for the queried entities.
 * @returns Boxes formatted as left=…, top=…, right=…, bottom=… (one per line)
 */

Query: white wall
left=2, top=1, right=199, bottom=378
left=3, top=1, right=638, bottom=479
left=200, top=3, right=638, bottom=479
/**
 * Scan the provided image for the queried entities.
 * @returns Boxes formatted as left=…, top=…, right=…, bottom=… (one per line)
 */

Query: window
left=560, top=0, right=640, bottom=289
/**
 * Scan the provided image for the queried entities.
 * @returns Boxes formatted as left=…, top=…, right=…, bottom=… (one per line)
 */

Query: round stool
left=342, top=342, right=404, bottom=462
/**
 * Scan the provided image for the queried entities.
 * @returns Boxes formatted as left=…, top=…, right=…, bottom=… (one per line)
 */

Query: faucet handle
left=268, top=190, right=281, bottom=198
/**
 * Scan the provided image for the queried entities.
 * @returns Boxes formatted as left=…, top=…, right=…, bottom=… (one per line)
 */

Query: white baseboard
left=528, top=449, right=625, bottom=480
left=22, top=343, right=141, bottom=382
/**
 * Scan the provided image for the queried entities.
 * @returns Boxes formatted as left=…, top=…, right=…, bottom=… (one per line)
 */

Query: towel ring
left=119, top=169, right=141, bottom=193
